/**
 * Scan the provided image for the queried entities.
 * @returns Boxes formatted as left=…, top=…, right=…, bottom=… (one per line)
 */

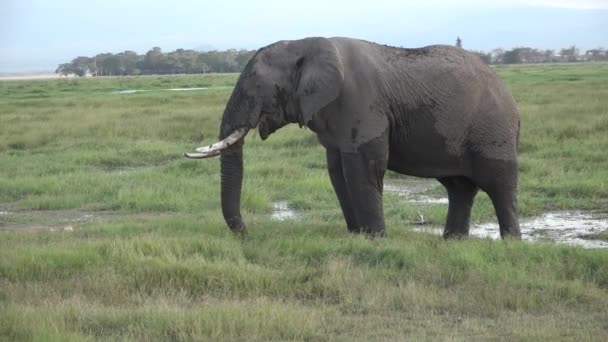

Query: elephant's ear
left=292, top=38, right=344, bottom=127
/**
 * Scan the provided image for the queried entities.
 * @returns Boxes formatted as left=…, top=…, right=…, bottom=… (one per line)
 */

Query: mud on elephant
left=186, top=37, right=521, bottom=239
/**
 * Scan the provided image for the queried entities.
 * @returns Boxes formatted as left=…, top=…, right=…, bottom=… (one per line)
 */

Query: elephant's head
left=185, top=37, right=344, bottom=232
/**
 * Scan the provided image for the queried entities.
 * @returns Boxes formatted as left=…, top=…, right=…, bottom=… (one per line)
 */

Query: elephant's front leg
left=340, top=136, right=389, bottom=236
left=327, top=149, right=360, bottom=233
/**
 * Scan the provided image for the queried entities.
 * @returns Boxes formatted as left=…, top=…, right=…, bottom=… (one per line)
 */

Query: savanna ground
left=1, top=63, right=607, bottom=340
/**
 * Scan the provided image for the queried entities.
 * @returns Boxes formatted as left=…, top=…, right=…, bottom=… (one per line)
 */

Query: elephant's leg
left=438, top=176, right=479, bottom=239
left=326, top=148, right=359, bottom=233
left=487, top=188, right=521, bottom=239
left=340, top=137, right=389, bottom=237
left=474, top=160, right=521, bottom=239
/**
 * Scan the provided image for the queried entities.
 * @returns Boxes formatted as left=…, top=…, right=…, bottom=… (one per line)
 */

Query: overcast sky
left=1, top=0, right=607, bottom=72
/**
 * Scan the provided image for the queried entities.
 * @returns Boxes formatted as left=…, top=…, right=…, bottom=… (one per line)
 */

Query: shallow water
left=166, top=87, right=210, bottom=91
left=0, top=209, right=109, bottom=232
left=414, top=211, right=608, bottom=249
left=384, top=179, right=448, bottom=204
left=2, top=201, right=606, bottom=248
left=386, top=179, right=608, bottom=248
left=270, top=181, right=608, bottom=248
left=111, top=86, right=231, bottom=94
left=112, top=89, right=144, bottom=94
left=271, top=201, right=297, bottom=221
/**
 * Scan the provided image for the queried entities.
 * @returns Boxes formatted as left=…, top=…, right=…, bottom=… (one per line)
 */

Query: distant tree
left=117, top=51, right=141, bottom=75
left=235, top=49, right=255, bottom=70
left=470, top=50, right=491, bottom=64
left=543, top=49, right=556, bottom=63
left=195, top=54, right=210, bottom=73
left=142, top=47, right=167, bottom=74
left=55, top=63, right=75, bottom=76
left=176, top=49, right=199, bottom=73
left=502, top=48, right=522, bottom=64
left=585, top=47, right=606, bottom=61
left=67, top=56, right=94, bottom=76
left=201, top=51, right=226, bottom=73
left=491, top=48, right=505, bottom=64
left=519, top=48, right=546, bottom=63
left=100, top=54, right=123, bottom=76
left=560, top=45, right=579, bottom=62
left=93, top=53, right=112, bottom=76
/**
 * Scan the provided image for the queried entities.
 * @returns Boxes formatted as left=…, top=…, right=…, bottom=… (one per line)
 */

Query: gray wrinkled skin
left=218, top=37, right=521, bottom=239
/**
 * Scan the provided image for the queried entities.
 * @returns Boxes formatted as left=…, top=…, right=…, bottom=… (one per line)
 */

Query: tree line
left=471, top=46, right=608, bottom=64
left=56, top=47, right=256, bottom=76
left=56, top=45, right=608, bottom=77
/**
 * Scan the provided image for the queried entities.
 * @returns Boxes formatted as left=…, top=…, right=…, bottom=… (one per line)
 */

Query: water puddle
left=2, top=204, right=605, bottom=248
left=0, top=209, right=111, bottom=232
left=271, top=201, right=297, bottom=221
left=384, top=179, right=448, bottom=204
left=414, top=211, right=608, bottom=248
left=112, top=89, right=144, bottom=94
left=111, top=86, right=231, bottom=94
left=102, top=165, right=158, bottom=175
left=167, top=87, right=210, bottom=91
left=385, top=178, right=608, bottom=248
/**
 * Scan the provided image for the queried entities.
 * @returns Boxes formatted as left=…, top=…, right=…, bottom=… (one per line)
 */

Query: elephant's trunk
left=185, top=66, right=259, bottom=232
left=217, top=76, right=259, bottom=233
left=220, top=140, right=246, bottom=232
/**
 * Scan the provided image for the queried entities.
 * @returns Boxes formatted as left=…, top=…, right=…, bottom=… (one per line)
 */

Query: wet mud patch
left=415, top=211, right=608, bottom=249
left=111, top=86, right=231, bottom=94
left=384, top=178, right=447, bottom=204
left=99, top=165, right=159, bottom=175
left=0, top=209, right=113, bottom=232
left=271, top=201, right=297, bottom=221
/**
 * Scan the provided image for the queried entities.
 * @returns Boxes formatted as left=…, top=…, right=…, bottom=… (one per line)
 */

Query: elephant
left=185, top=37, right=521, bottom=239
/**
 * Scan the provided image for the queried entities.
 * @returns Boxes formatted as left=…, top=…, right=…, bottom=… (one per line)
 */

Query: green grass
left=1, top=64, right=608, bottom=340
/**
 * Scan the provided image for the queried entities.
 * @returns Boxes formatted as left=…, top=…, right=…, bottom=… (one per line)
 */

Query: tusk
left=195, top=128, right=248, bottom=153
left=184, top=150, right=220, bottom=159
left=184, top=127, right=248, bottom=159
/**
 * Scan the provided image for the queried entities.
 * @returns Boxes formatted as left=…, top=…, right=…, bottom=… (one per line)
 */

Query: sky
left=1, top=0, right=607, bottom=73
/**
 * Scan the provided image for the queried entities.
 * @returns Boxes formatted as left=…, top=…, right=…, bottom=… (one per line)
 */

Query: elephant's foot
left=438, top=176, right=478, bottom=241
left=442, top=230, right=469, bottom=240
left=347, top=226, right=362, bottom=234
left=365, top=229, right=385, bottom=238
left=346, top=226, right=384, bottom=237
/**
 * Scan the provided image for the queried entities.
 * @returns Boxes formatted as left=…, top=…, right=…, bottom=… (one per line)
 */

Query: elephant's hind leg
left=473, top=159, right=521, bottom=239
left=438, top=176, right=479, bottom=239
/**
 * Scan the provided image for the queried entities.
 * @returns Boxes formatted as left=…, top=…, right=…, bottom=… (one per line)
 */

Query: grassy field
left=1, top=64, right=607, bottom=340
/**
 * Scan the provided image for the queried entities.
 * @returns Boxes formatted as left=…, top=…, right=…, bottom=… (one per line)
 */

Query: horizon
left=1, top=0, right=607, bottom=73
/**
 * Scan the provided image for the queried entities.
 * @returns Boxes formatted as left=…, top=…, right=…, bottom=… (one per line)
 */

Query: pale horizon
left=1, top=0, right=607, bottom=73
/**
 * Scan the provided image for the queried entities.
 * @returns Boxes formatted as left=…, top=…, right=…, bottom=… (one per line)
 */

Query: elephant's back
left=331, top=38, right=520, bottom=162
left=374, top=42, right=520, bottom=162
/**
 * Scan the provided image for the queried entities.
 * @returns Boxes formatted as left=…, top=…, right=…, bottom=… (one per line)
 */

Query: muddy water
left=0, top=209, right=106, bottom=232
left=385, top=179, right=608, bottom=248
left=472, top=211, right=608, bottom=248
left=414, top=211, right=608, bottom=249
left=113, top=89, right=145, bottom=94
left=271, top=201, right=297, bottom=221
left=3, top=192, right=606, bottom=248
left=384, top=178, right=448, bottom=204
left=111, top=86, right=231, bottom=94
